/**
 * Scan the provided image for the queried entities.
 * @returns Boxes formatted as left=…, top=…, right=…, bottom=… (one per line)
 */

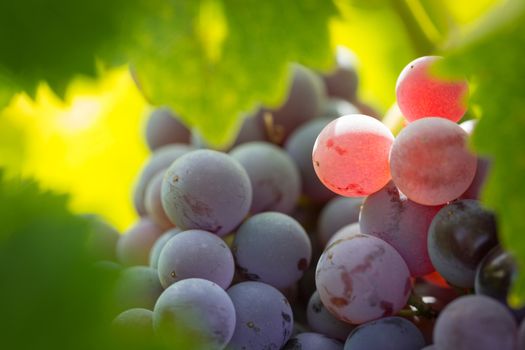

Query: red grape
left=396, top=56, right=468, bottom=123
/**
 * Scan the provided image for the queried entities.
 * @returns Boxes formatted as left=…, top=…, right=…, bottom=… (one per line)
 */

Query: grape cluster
left=87, top=50, right=524, bottom=350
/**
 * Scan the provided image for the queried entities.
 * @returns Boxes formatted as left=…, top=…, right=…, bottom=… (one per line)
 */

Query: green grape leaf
left=0, top=172, right=197, bottom=350
left=128, top=0, right=337, bottom=147
left=0, top=0, right=136, bottom=102
left=443, top=0, right=525, bottom=304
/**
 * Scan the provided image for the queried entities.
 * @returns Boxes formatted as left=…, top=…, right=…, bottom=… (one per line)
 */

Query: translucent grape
left=153, top=278, right=236, bottom=349
left=133, top=144, right=194, bottom=216
left=145, top=107, right=190, bottom=151
left=434, top=295, right=517, bottom=350
left=390, top=117, right=477, bottom=205
left=161, top=149, right=252, bottom=236
left=316, top=234, right=411, bottom=324
left=144, top=171, right=175, bottom=229
left=157, top=229, right=234, bottom=289
left=312, top=114, right=394, bottom=197
left=307, top=291, right=354, bottom=341
left=396, top=56, right=468, bottom=123
left=317, top=196, right=362, bottom=247
left=343, top=317, right=425, bottom=350
left=230, top=142, right=301, bottom=214
left=283, top=332, right=344, bottom=350
left=116, top=218, right=164, bottom=266
left=233, top=212, right=311, bottom=289
left=113, top=266, right=163, bottom=312
left=285, top=118, right=336, bottom=203
left=148, top=228, right=181, bottom=269
left=226, top=281, right=293, bottom=350
left=359, top=181, right=441, bottom=276
left=428, top=200, right=498, bottom=288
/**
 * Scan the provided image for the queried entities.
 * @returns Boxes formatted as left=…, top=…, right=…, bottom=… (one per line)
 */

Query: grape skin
left=112, top=308, right=154, bottom=339
left=153, top=278, right=236, bottom=349
left=230, top=142, right=301, bottom=214
left=317, top=196, right=362, bottom=247
left=161, top=149, right=252, bottom=236
left=233, top=212, right=311, bottom=289
left=133, top=144, right=194, bottom=216
left=428, top=199, right=498, bottom=288
left=359, top=181, right=441, bottom=277
left=316, top=234, right=411, bottom=324
left=148, top=228, right=181, bottom=269
left=116, top=218, right=164, bottom=266
left=157, top=229, right=234, bottom=289
left=343, top=317, right=425, bottom=350
left=283, top=332, right=344, bottom=350
left=434, top=295, right=517, bottom=350
left=307, top=291, right=354, bottom=341
left=322, top=46, right=359, bottom=102
left=312, top=114, right=394, bottom=197
left=389, top=117, right=477, bottom=205
left=226, top=281, right=293, bottom=350
left=396, top=56, right=468, bottom=123
left=144, top=171, right=175, bottom=229
left=270, top=64, right=326, bottom=142
left=326, top=223, right=361, bottom=248
left=145, top=107, right=190, bottom=151
left=285, top=118, right=336, bottom=203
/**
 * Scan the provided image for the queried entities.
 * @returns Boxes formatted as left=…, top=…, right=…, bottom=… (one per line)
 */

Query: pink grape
left=390, top=117, right=477, bottom=205
left=312, top=114, right=394, bottom=197
left=396, top=56, right=468, bottom=123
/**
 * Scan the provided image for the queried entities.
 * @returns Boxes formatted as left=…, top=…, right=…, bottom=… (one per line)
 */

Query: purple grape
left=145, top=107, right=190, bottom=151
left=475, top=246, right=525, bottom=320
left=518, top=320, right=525, bottom=350
left=230, top=142, right=301, bottom=214
left=428, top=199, right=498, bottom=288
left=317, top=196, right=362, bottom=247
left=112, top=308, right=153, bottom=339
left=144, top=170, right=175, bottom=229
left=325, top=223, right=361, bottom=248
left=231, top=113, right=268, bottom=147
left=113, top=266, right=163, bottom=312
left=116, top=218, right=164, bottom=266
left=133, top=144, right=194, bottom=216
left=153, top=278, right=236, bottom=349
left=422, top=346, right=436, bottom=350
left=283, top=332, right=344, bottom=350
left=307, top=291, right=354, bottom=341
left=359, top=181, right=441, bottom=277
left=322, top=98, right=360, bottom=119
left=270, top=64, right=326, bottom=142
left=148, top=228, right=181, bottom=269
left=233, top=212, right=312, bottom=289
left=434, top=295, right=517, bottom=350
left=161, top=149, right=252, bottom=236
left=226, top=281, right=293, bottom=350
left=285, top=118, right=336, bottom=203
left=344, top=317, right=425, bottom=350
left=322, top=46, right=359, bottom=102
left=157, top=229, right=234, bottom=289
left=316, top=234, right=411, bottom=324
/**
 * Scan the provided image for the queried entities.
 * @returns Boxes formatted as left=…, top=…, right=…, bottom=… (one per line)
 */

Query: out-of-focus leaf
left=0, top=0, right=139, bottom=101
left=0, top=68, right=148, bottom=231
left=443, top=0, right=525, bottom=304
left=129, top=0, right=337, bottom=147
